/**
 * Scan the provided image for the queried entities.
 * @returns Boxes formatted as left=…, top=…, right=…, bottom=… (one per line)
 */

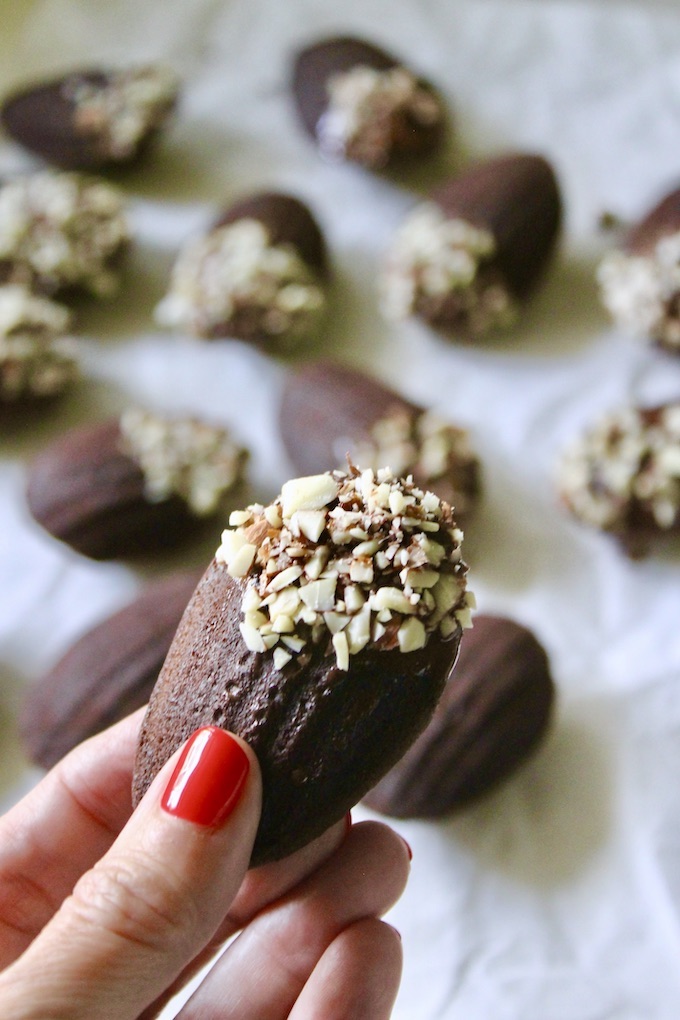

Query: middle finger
left=176, top=820, right=410, bottom=1020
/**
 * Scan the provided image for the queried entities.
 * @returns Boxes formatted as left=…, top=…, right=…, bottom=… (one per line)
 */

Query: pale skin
left=0, top=707, right=409, bottom=1019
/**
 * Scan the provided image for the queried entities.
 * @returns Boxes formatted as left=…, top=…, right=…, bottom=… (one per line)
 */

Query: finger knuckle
left=68, top=851, right=199, bottom=953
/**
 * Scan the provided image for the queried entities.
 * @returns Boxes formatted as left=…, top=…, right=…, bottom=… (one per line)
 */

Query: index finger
left=0, top=706, right=145, bottom=966
left=0, top=706, right=351, bottom=972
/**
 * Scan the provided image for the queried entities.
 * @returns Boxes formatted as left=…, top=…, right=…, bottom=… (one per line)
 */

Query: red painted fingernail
left=401, top=836, right=413, bottom=861
left=344, top=810, right=353, bottom=835
left=161, top=726, right=250, bottom=828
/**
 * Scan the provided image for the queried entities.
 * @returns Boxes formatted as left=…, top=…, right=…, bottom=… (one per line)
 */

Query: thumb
left=0, top=726, right=261, bottom=1020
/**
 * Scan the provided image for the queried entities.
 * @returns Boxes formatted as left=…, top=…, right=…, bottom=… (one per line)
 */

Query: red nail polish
left=344, top=810, right=353, bottom=835
left=401, top=836, right=413, bottom=861
left=161, top=726, right=250, bottom=828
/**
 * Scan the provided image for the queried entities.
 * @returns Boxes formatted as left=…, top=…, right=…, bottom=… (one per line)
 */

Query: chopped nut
left=379, top=202, right=516, bottom=334
left=0, top=171, right=129, bottom=296
left=558, top=401, right=680, bottom=544
left=120, top=407, right=248, bottom=516
left=66, top=65, right=179, bottom=163
left=282, top=473, right=339, bottom=516
left=156, top=217, right=325, bottom=341
left=216, top=466, right=471, bottom=670
left=598, top=234, right=680, bottom=351
left=0, top=283, right=78, bottom=400
left=317, top=65, right=441, bottom=168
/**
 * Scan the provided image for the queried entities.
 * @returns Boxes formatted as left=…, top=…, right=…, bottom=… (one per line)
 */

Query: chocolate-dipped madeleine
left=20, top=569, right=202, bottom=770
left=380, top=152, right=562, bottom=339
left=133, top=466, right=473, bottom=865
left=1, top=64, right=179, bottom=171
left=363, top=615, right=555, bottom=817
left=557, top=399, right=680, bottom=557
left=0, top=283, right=78, bottom=403
left=25, top=408, right=249, bottom=559
left=0, top=171, right=129, bottom=297
left=155, top=191, right=328, bottom=345
left=598, top=185, right=680, bottom=353
left=291, top=35, right=445, bottom=169
left=279, top=359, right=480, bottom=516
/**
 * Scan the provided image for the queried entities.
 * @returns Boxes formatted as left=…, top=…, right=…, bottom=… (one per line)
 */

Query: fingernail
left=387, top=923, right=402, bottom=941
left=344, top=810, right=353, bottom=836
left=161, top=726, right=250, bottom=828
left=401, top=836, right=413, bottom=861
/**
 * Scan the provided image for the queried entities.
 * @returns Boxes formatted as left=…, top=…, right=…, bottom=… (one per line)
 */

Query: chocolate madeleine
left=557, top=399, right=680, bottom=557
left=0, top=171, right=129, bottom=298
left=380, top=153, right=562, bottom=339
left=25, top=408, right=248, bottom=559
left=291, top=35, right=444, bottom=169
left=1, top=64, right=179, bottom=171
left=279, top=359, right=480, bottom=516
left=0, top=283, right=78, bottom=403
left=598, top=186, right=680, bottom=353
left=20, top=569, right=202, bottom=770
left=155, top=191, right=328, bottom=345
left=363, top=615, right=555, bottom=817
left=133, top=466, right=473, bottom=864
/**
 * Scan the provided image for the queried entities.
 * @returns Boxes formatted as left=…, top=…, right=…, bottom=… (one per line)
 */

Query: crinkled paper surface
left=2, top=1, right=680, bottom=1016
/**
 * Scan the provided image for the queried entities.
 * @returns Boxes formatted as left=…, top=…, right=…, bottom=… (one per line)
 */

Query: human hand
left=0, top=708, right=409, bottom=1018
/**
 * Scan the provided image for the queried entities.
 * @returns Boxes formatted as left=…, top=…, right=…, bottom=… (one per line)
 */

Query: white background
left=3, top=1, right=680, bottom=1016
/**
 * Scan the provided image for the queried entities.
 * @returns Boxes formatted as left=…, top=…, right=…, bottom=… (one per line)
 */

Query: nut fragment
left=0, top=171, right=129, bottom=297
left=1, top=64, right=179, bottom=170
left=598, top=186, right=680, bottom=353
left=292, top=35, right=445, bottom=169
left=0, top=283, right=78, bottom=401
left=279, top=359, right=480, bottom=515
left=557, top=400, right=680, bottom=556
left=119, top=407, right=249, bottom=517
left=363, top=614, right=555, bottom=817
left=380, top=153, right=561, bottom=339
left=156, top=192, right=328, bottom=345
left=26, top=410, right=249, bottom=559
left=215, top=465, right=473, bottom=671
left=133, top=465, right=471, bottom=865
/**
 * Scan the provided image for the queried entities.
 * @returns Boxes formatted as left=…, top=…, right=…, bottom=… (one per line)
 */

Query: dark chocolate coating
left=291, top=35, right=443, bottom=165
left=432, top=153, right=562, bottom=301
left=624, top=186, right=680, bottom=256
left=133, top=559, right=461, bottom=865
left=279, top=359, right=480, bottom=513
left=25, top=418, right=201, bottom=560
left=216, top=191, right=329, bottom=279
left=280, top=359, right=419, bottom=474
left=20, top=570, right=202, bottom=769
left=0, top=69, right=171, bottom=170
left=363, top=615, right=555, bottom=817
left=293, top=37, right=396, bottom=139
left=561, top=402, right=680, bottom=559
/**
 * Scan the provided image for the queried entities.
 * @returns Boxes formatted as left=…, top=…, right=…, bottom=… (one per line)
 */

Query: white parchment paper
left=3, top=1, right=680, bottom=1016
